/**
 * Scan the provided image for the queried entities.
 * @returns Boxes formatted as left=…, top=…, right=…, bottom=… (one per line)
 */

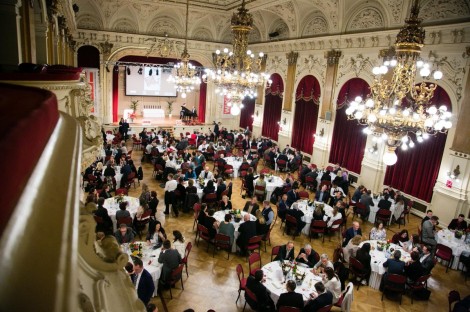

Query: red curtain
left=112, top=68, right=119, bottom=122
left=198, top=81, right=206, bottom=123
left=329, top=78, right=369, bottom=173
left=384, top=86, right=451, bottom=202
left=292, top=75, right=321, bottom=154
left=239, top=97, right=255, bottom=130
left=262, top=73, right=283, bottom=141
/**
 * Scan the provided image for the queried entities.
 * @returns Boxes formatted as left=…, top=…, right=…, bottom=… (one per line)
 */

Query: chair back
left=285, top=214, right=297, bottom=225
left=93, top=215, right=104, bottom=224
left=333, top=245, right=345, bottom=263
left=279, top=307, right=301, bottom=312
left=117, top=216, right=132, bottom=226
left=214, top=233, right=231, bottom=249
left=260, top=168, right=270, bottom=175
left=169, top=263, right=185, bottom=285
left=386, top=273, right=407, bottom=285
left=197, top=224, right=210, bottom=240
left=271, top=246, right=281, bottom=261
left=182, top=242, right=192, bottom=264
left=436, top=244, right=453, bottom=259
left=245, top=287, right=258, bottom=304
left=413, top=274, right=431, bottom=287
left=115, top=188, right=128, bottom=195
left=448, top=290, right=461, bottom=312
left=248, top=252, right=261, bottom=267
left=331, top=219, right=343, bottom=229
left=248, top=235, right=263, bottom=245
left=349, top=257, right=364, bottom=271
left=298, top=191, right=309, bottom=199
left=317, top=304, right=333, bottom=312
left=311, top=220, right=327, bottom=229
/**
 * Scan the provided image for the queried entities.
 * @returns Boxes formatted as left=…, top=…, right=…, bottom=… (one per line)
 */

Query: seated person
left=313, top=254, right=334, bottom=274
left=405, top=251, right=424, bottom=283
left=254, top=173, right=267, bottom=198
left=158, top=240, right=182, bottom=286
left=277, top=194, right=288, bottom=221
left=370, top=221, right=387, bottom=240
left=243, top=196, right=259, bottom=215
left=203, top=209, right=218, bottom=239
left=295, top=244, right=319, bottom=268
left=449, top=214, right=468, bottom=231
left=184, top=167, right=197, bottom=181
left=419, top=244, right=435, bottom=274
left=392, top=229, right=409, bottom=245
left=146, top=221, right=167, bottom=249
left=220, top=195, right=232, bottom=211
left=199, top=166, right=214, bottom=180
left=203, top=180, right=216, bottom=195
left=245, top=270, right=275, bottom=312
left=315, top=185, right=330, bottom=203
left=274, top=241, right=295, bottom=261
left=355, top=243, right=372, bottom=285
left=303, top=282, right=333, bottom=312
left=255, top=210, right=269, bottom=236
left=276, top=280, right=304, bottom=311
left=237, top=214, right=257, bottom=256
left=378, top=194, right=392, bottom=210
left=114, top=224, right=135, bottom=244
left=218, top=213, right=235, bottom=244
left=343, top=235, right=362, bottom=264
left=286, top=203, right=306, bottom=235
left=186, top=179, right=197, bottom=194
left=383, top=250, right=405, bottom=275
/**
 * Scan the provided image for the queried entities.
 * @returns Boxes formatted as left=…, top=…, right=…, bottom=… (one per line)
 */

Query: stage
left=102, top=115, right=218, bottom=135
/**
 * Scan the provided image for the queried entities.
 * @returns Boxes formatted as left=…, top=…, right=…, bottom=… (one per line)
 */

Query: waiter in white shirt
left=164, top=173, right=178, bottom=216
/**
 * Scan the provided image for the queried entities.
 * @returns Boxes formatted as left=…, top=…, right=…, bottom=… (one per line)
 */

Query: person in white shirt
left=146, top=142, right=155, bottom=154
left=323, top=267, right=342, bottom=304
left=199, top=166, right=214, bottom=180
left=172, top=230, right=186, bottom=259
left=198, top=140, right=208, bottom=152
left=165, top=156, right=177, bottom=170
left=120, top=141, right=128, bottom=155
left=330, top=182, right=346, bottom=197
left=325, top=206, right=342, bottom=229
left=164, top=174, right=178, bottom=216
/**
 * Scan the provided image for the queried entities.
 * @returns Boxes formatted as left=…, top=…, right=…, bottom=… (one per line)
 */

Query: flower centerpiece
left=307, top=199, right=314, bottom=206
left=198, top=176, right=205, bottom=188
left=115, top=193, right=125, bottom=204
left=294, top=265, right=306, bottom=286
left=376, top=241, right=389, bottom=252
left=265, top=173, right=273, bottom=182
left=280, top=260, right=292, bottom=282
left=455, top=230, right=464, bottom=239
left=234, top=209, right=242, bottom=222
left=129, top=242, right=143, bottom=258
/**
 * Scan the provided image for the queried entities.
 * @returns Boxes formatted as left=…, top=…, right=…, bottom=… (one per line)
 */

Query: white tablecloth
left=143, top=108, right=165, bottom=118
left=225, top=157, right=243, bottom=178
left=359, top=240, right=411, bottom=290
left=436, top=229, right=470, bottom=270
left=296, top=201, right=334, bottom=235
left=263, top=261, right=322, bottom=305
left=106, top=134, right=115, bottom=142
left=213, top=210, right=256, bottom=252
left=254, top=176, right=284, bottom=201
left=124, top=242, right=162, bottom=296
left=102, top=165, right=122, bottom=188
left=368, top=198, right=396, bottom=225
left=104, top=196, right=140, bottom=230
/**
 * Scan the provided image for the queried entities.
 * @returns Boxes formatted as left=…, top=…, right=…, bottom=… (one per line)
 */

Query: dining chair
left=236, top=264, right=247, bottom=304
left=213, top=233, right=231, bottom=259
left=248, top=252, right=261, bottom=276
left=381, top=274, right=407, bottom=304
left=181, top=242, right=192, bottom=277
left=166, top=263, right=185, bottom=299
left=448, top=290, right=461, bottom=312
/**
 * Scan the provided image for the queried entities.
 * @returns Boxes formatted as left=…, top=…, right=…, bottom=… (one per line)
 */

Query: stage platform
left=103, top=116, right=219, bottom=135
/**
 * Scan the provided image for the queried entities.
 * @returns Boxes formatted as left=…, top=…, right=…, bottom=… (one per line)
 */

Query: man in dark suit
left=132, top=257, right=155, bottom=306
left=343, top=221, right=362, bottom=247
left=243, top=197, right=260, bottom=215
left=94, top=197, right=113, bottom=234
left=277, top=194, right=288, bottom=221
left=216, top=178, right=226, bottom=201
left=245, top=270, right=275, bottom=312
left=158, top=240, right=182, bottom=285
left=276, top=280, right=304, bottom=311
left=286, top=203, right=306, bottom=235
left=304, top=282, right=333, bottom=312
left=315, top=185, right=330, bottom=204
left=286, top=188, right=299, bottom=207
left=449, top=214, right=468, bottom=231
left=359, top=189, right=374, bottom=219
left=274, top=241, right=295, bottom=261
left=378, top=194, right=392, bottom=210
left=419, top=244, right=435, bottom=274
left=295, top=244, right=319, bottom=268
left=237, top=214, right=257, bottom=256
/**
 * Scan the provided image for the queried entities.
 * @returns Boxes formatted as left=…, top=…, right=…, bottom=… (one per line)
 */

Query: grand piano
left=180, top=106, right=197, bottom=120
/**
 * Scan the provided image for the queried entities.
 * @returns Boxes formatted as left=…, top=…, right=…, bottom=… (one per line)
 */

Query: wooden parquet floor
left=123, top=145, right=469, bottom=312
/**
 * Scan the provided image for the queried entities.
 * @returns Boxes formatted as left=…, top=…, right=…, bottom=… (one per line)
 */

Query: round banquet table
left=296, top=200, right=334, bottom=235
left=123, top=242, right=162, bottom=297
left=359, top=240, right=411, bottom=290
left=225, top=156, right=243, bottom=178
left=213, top=210, right=256, bottom=252
left=254, top=176, right=284, bottom=201
left=368, top=197, right=397, bottom=225
left=262, top=261, right=322, bottom=305
left=436, top=229, right=470, bottom=270
left=104, top=196, right=140, bottom=230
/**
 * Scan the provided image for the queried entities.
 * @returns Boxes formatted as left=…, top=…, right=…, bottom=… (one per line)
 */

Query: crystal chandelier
left=202, top=0, right=270, bottom=116
left=168, top=0, right=201, bottom=99
left=346, top=0, right=452, bottom=166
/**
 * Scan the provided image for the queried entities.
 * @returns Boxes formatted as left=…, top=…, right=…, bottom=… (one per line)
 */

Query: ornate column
left=19, top=0, right=36, bottom=63
left=429, top=47, right=470, bottom=225
left=99, top=41, right=113, bottom=124
left=0, top=0, right=23, bottom=68
left=311, top=50, right=342, bottom=167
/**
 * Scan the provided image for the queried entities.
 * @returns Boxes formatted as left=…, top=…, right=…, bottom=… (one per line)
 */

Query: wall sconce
left=314, top=128, right=324, bottom=138
left=368, top=143, right=378, bottom=155
left=282, top=118, right=287, bottom=125
left=252, top=110, right=259, bottom=119
left=447, top=165, right=461, bottom=179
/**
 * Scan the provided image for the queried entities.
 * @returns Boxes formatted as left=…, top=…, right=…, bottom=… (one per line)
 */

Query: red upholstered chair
left=334, top=283, right=352, bottom=309
left=126, top=172, right=136, bottom=189
left=297, top=191, right=309, bottom=200
left=213, top=233, right=231, bottom=259
left=276, top=159, right=288, bottom=172
left=326, top=165, right=334, bottom=172
left=284, top=214, right=299, bottom=239
left=310, top=220, right=327, bottom=243
left=203, top=193, right=218, bottom=209
left=375, top=209, right=392, bottom=227
left=271, top=245, right=281, bottom=262
left=224, top=164, right=234, bottom=179
left=236, top=264, right=247, bottom=303
left=261, top=225, right=273, bottom=251
left=248, top=252, right=262, bottom=276
left=435, top=244, right=454, bottom=272
left=317, top=305, right=333, bottom=312
left=115, top=188, right=128, bottom=195
left=246, top=235, right=263, bottom=260
left=116, top=216, right=132, bottom=227
left=352, top=202, right=367, bottom=220
left=243, top=287, right=258, bottom=312
left=166, top=263, right=185, bottom=299
left=196, top=224, right=212, bottom=251
left=181, top=242, right=192, bottom=277
left=193, top=203, right=201, bottom=231
left=349, top=257, right=368, bottom=290
left=381, top=274, right=407, bottom=304
left=305, top=176, right=317, bottom=191
left=448, top=290, right=461, bottom=312
left=407, top=274, right=431, bottom=304
left=260, top=168, right=271, bottom=175
left=254, top=185, right=266, bottom=202
left=328, top=219, right=343, bottom=241
left=319, top=180, right=331, bottom=190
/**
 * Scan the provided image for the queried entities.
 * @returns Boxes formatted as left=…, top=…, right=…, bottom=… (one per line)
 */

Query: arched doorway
left=262, top=73, right=283, bottom=141
left=291, top=75, right=321, bottom=155
left=77, top=45, right=100, bottom=68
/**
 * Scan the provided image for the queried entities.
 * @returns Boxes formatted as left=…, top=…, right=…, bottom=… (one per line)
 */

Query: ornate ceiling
left=74, top=0, right=470, bottom=44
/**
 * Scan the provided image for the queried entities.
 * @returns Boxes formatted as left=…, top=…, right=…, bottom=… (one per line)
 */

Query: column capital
left=324, top=50, right=342, bottom=65
left=286, top=51, right=298, bottom=66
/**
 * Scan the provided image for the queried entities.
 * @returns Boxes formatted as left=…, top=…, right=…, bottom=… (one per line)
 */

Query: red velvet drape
left=262, top=73, right=283, bottom=141
left=384, top=85, right=451, bottom=202
left=329, top=78, right=369, bottom=173
left=292, top=75, right=321, bottom=154
left=198, top=81, right=206, bottom=123
left=262, top=94, right=282, bottom=141
left=239, top=97, right=255, bottom=130
left=112, top=68, right=119, bottom=122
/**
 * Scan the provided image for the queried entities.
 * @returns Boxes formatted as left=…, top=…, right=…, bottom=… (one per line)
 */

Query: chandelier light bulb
left=380, top=109, right=386, bottom=116
left=247, top=50, right=251, bottom=55
left=383, top=149, right=398, bottom=166
left=401, top=136, right=409, bottom=143
left=345, top=108, right=354, bottom=115
left=417, top=136, right=424, bottom=143
left=381, top=133, right=388, bottom=140
left=216, top=49, right=221, bottom=54
left=390, top=59, right=397, bottom=67
left=403, top=109, right=410, bottom=116
left=416, top=60, right=424, bottom=68
left=229, top=51, right=233, bottom=56
left=368, top=114, right=377, bottom=122
left=223, top=48, right=229, bottom=53
left=259, top=52, right=264, bottom=57
left=366, top=99, right=374, bottom=107
left=380, top=65, right=388, bottom=74
left=231, top=105, right=241, bottom=116
left=424, top=119, right=433, bottom=127
left=413, top=113, right=420, bottom=120
left=420, top=67, right=431, bottom=77
left=433, top=70, right=443, bottom=80
left=384, top=61, right=390, bottom=66
left=428, top=106, right=438, bottom=115
left=423, top=133, right=430, bottom=139
left=445, top=121, right=452, bottom=129
left=439, top=105, right=447, bottom=111
left=372, top=67, right=381, bottom=75
left=181, top=92, right=187, bottom=98
left=389, top=107, right=396, bottom=115
left=354, top=111, right=363, bottom=119
left=355, top=96, right=363, bottom=102
left=401, top=144, right=408, bottom=151
left=409, top=141, right=415, bottom=148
